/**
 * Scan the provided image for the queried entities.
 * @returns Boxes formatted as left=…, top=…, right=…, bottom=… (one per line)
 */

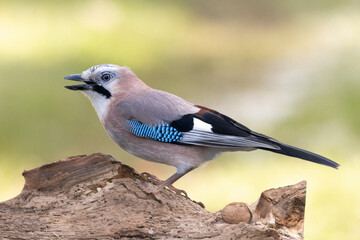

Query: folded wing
left=122, top=92, right=339, bottom=169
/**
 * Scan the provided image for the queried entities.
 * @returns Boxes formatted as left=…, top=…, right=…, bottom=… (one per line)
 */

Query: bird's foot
left=166, top=185, right=189, bottom=198
left=140, top=172, right=189, bottom=198
left=136, top=177, right=171, bottom=208
left=138, top=172, right=205, bottom=209
left=140, top=172, right=162, bottom=185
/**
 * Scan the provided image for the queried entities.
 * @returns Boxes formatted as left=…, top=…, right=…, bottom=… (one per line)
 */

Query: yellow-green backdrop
left=1, top=1, right=359, bottom=239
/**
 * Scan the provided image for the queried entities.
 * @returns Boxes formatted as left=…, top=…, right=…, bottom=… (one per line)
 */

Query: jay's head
left=64, top=64, right=138, bottom=101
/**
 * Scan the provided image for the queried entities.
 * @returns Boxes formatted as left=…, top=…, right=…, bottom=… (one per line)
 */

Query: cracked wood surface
left=0, top=153, right=306, bottom=239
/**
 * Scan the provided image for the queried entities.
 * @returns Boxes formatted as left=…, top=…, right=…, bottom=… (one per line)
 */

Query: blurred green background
left=1, top=0, right=359, bottom=239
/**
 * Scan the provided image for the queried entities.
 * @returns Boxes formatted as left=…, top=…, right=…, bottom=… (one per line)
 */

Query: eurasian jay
left=64, top=64, right=339, bottom=193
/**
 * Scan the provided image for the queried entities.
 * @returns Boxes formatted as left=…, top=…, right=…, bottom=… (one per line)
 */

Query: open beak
left=64, top=74, right=96, bottom=91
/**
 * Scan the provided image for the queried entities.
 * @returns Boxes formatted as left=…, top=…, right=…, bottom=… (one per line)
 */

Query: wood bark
left=0, top=153, right=306, bottom=239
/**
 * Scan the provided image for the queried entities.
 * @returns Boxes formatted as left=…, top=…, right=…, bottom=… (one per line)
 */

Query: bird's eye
left=101, top=73, right=111, bottom=82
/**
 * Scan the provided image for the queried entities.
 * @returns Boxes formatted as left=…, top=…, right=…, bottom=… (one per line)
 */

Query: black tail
left=263, top=142, right=339, bottom=169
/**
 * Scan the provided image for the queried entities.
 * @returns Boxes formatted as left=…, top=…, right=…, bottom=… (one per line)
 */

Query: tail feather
left=263, top=142, right=339, bottom=169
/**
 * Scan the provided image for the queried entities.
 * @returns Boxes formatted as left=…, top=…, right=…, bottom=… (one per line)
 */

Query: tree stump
left=0, top=153, right=306, bottom=239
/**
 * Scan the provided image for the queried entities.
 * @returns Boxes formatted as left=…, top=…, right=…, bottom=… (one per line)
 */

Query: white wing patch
left=193, top=118, right=213, bottom=132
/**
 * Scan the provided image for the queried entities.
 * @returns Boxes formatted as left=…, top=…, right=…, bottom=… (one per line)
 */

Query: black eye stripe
left=92, top=85, right=112, bottom=98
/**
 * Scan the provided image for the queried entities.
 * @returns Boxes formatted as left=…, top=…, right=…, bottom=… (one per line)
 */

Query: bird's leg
left=140, top=167, right=194, bottom=198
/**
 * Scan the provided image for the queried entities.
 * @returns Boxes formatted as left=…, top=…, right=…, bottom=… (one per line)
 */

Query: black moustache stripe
left=93, top=85, right=112, bottom=98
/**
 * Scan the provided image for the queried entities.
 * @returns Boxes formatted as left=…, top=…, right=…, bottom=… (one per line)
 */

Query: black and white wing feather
left=171, top=106, right=280, bottom=150
left=171, top=105, right=339, bottom=169
left=180, top=129, right=279, bottom=149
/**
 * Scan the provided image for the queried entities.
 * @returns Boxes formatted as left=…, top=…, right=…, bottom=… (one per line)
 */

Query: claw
left=166, top=185, right=189, bottom=198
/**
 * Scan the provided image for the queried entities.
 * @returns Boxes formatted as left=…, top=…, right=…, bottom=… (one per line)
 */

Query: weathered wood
left=0, top=153, right=305, bottom=239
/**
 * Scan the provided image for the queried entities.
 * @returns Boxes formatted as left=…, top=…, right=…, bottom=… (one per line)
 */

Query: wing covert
left=126, top=120, right=183, bottom=143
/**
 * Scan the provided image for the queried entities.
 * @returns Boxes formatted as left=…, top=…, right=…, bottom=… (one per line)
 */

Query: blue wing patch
left=126, top=120, right=183, bottom=143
